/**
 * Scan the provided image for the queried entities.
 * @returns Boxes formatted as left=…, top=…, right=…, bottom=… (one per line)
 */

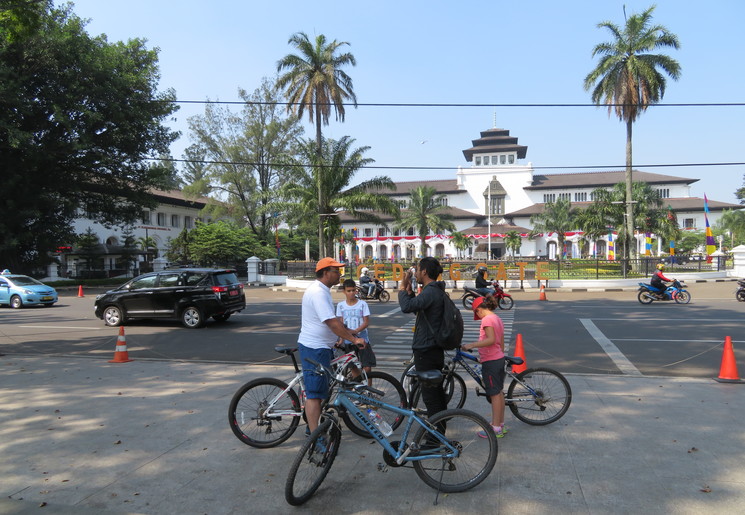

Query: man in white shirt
left=298, top=257, right=366, bottom=433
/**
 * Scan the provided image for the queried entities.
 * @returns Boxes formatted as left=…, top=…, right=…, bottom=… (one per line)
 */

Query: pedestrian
left=298, top=257, right=366, bottom=433
left=336, top=278, right=376, bottom=384
left=398, top=256, right=447, bottom=418
left=462, top=295, right=507, bottom=438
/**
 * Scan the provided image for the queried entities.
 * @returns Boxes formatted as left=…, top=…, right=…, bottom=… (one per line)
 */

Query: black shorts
left=481, top=358, right=506, bottom=396
left=358, top=342, right=377, bottom=368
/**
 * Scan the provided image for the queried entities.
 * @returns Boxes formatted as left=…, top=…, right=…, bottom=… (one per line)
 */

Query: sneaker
left=305, top=426, right=311, bottom=437
left=477, top=426, right=506, bottom=439
left=313, top=436, right=327, bottom=454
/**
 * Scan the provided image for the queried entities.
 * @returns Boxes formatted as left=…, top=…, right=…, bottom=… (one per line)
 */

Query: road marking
left=18, top=325, right=101, bottom=330
left=579, top=319, right=642, bottom=376
left=378, top=307, right=402, bottom=318
left=614, top=338, right=743, bottom=343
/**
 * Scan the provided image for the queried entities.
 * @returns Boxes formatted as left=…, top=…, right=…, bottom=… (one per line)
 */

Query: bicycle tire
left=400, top=361, right=417, bottom=405
left=412, top=408, right=497, bottom=493
left=340, top=371, right=407, bottom=437
left=410, top=371, right=467, bottom=412
left=506, top=367, right=572, bottom=425
left=228, top=377, right=301, bottom=448
left=285, top=418, right=342, bottom=506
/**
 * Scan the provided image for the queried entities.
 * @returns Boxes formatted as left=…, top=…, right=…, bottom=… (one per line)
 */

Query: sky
left=56, top=0, right=744, bottom=204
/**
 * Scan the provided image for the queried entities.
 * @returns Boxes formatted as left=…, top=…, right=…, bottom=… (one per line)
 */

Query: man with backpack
left=398, top=256, right=449, bottom=419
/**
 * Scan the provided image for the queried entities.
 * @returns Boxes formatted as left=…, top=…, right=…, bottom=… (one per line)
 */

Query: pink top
left=477, top=313, right=504, bottom=362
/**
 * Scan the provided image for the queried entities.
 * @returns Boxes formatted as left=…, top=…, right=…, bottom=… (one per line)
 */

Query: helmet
left=656, top=263, right=665, bottom=271
left=478, top=266, right=487, bottom=272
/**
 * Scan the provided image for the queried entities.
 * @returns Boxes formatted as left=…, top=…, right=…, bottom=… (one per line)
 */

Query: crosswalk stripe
left=375, top=308, right=516, bottom=365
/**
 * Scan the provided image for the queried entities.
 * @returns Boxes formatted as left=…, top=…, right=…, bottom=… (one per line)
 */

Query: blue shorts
left=482, top=358, right=506, bottom=396
left=298, top=344, right=334, bottom=399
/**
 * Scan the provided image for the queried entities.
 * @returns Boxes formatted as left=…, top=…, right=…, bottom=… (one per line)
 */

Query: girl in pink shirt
left=462, top=295, right=506, bottom=438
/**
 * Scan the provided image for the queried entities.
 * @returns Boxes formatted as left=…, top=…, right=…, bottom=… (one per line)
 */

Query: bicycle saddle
left=274, top=346, right=298, bottom=355
left=505, top=355, right=523, bottom=366
left=416, top=369, right=443, bottom=386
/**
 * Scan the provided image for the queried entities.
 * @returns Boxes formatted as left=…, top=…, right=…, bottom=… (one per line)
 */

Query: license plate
left=229, top=290, right=238, bottom=296
left=41, top=296, right=53, bottom=301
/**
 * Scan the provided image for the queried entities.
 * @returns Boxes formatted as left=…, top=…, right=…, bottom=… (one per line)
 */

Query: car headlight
left=95, top=294, right=104, bottom=301
left=23, top=289, right=33, bottom=294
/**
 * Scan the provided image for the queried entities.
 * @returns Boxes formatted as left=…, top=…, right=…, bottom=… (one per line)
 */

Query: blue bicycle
left=285, top=359, right=498, bottom=506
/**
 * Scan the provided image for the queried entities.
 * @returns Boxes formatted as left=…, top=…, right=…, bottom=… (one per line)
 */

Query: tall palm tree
left=504, top=230, right=522, bottom=258
left=450, top=231, right=471, bottom=259
left=584, top=5, right=681, bottom=259
left=396, top=186, right=456, bottom=258
left=530, top=198, right=577, bottom=260
left=276, top=32, right=358, bottom=257
left=716, top=209, right=745, bottom=248
left=277, top=136, right=396, bottom=258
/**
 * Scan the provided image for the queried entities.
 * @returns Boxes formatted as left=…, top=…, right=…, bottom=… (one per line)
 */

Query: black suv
left=94, top=268, right=246, bottom=329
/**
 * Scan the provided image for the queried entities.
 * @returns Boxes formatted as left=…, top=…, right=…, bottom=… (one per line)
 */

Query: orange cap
left=472, top=296, right=486, bottom=319
left=315, top=257, right=344, bottom=272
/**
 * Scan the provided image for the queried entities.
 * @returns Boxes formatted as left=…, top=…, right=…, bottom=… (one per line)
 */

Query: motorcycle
left=356, top=277, right=390, bottom=303
left=736, top=279, right=745, bottom=302
left=637, top=279, right=691, bottom=305
left=461, top=280, right=514, bottom=310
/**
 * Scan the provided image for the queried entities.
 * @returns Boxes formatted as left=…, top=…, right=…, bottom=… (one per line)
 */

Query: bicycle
left=228, top=345, right=407, bottom=448
left=402, top=348, right=572, bottom=425
left=285, top=360, right=498, bottom=506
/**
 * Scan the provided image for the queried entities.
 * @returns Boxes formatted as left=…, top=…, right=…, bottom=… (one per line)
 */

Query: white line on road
left=378, top=307, right=402, bottom=318
left=579, top=319, right=642, bottom=376
left=18, top=326, right=102, bottom=330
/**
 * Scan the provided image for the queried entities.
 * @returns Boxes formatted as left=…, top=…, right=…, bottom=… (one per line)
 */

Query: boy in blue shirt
left=336, top=279, right=376, bottom=382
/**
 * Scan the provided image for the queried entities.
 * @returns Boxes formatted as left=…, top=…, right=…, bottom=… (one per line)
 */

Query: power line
left=168, top=100, right=745, bottom=108
left=153, top=156, right=745, bottom=171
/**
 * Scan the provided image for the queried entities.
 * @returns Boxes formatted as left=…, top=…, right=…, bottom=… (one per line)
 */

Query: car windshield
left=9, top=276, right=44, bottom=286
left=213, top=272, right=239, bottom=286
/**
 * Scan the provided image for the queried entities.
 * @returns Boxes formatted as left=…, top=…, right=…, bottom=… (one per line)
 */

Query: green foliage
left=450, top=232, right=472, bottom=259
left=736, top=174, right=745, bottom=204
left=504, top=230, right=522, bottom=257
left=164, top=228, right=191, bottom=265
left=118, top=226, right=140, bottom=271
left=76, top=228, right=101, bottom=271
left=396, top=186, right=456, bottom=258
left=0, top=2, right=178, bottom=273
left=530, top=198, right=577, bottom=260
left=187, top=221, right=260, bottom=266
left=716, top=209, right=745, bottom=249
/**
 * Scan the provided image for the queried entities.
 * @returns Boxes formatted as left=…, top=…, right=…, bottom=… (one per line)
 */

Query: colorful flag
left=608, top=231, right=615, bottom=261
left=669, top=240, right=675, bottom=256
left=704, top=194, right=716, bottom=258
left=645, top=233, right=652, bottom=256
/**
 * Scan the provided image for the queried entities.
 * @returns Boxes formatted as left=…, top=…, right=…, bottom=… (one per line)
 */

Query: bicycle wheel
left=410, top=371, right=467, bottom=412
left=400, top=361, right=417, bottom=405
left=506, top=367, right=572, bottom=425
left=285, top=418, right=342, bottom=506
left=228, top=378, right=301, bottom=448
left=341, top=371, right=408, bottom=437
left=412, top=408, right=497, bottom=493
left=497, top=296, right=514, bottom=310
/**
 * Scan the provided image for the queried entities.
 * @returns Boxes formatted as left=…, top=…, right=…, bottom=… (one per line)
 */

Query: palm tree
left=504, top=230, right=522, bottom=258
left=715, top=209, right=745, bottom=248
left=584, top=5, right=681, bottom=259
left=277, top=136, right=396, bottom=258
left=450, top=232, right=471, bottom=259
left=276, top=32, right=358, bottom=258
left=530, top=198, right=577, bottom=260
left=396, top=186, right=456, bottom=258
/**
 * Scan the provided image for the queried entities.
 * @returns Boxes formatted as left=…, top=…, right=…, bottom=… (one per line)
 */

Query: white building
left=340, top=127, right=739, bottom=261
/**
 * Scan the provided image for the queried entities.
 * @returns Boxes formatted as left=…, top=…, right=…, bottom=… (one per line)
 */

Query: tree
left=185, top=79, right=303, bottom=241
left=450, top=232, right=472, bottom=259
left=584, top=5, right=681, bottom=259
left=187, top=220, right=260, bottom=266
left=396, top=186, right=456, bottom=258
left=76, top=229, right=100, bottom=272
left=118, top=226, right=140, bottom=275
left=504, top=231, right=522, bottom=258
left=530, top=198, right=577, bottom=261
left=0, top=2, right=178, bottom=273
left=276, top=32, right=358, bottom=257
left=736, top=174, right=745, bottom=205
left=165, top=228, right=191, bottom=265
left=138, top=236, right=157, bottom=264
left=716, top=209, right=745, bottom=248
left=277, top=136, right=396, bottom=259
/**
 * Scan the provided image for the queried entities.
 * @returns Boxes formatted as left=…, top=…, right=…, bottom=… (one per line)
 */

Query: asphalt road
left=0, top=282, right=742, bottom=379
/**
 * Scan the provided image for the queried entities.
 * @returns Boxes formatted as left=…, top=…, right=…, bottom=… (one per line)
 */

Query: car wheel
left=213, top=313, right=231, bottom=322
left=10, top=295, right=22, bottom=309
left=103, top=306, right=124, bottom=327
left=181, top=306, right=205, bottom=328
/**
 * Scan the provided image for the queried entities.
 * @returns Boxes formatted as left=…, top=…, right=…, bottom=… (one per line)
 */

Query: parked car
left=0, top=272, right=58, bottom=308
left=94, top=268, right=246, bottom=329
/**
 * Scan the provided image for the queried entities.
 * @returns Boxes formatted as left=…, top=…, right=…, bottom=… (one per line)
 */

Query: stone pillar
left=731, top=245, right=745, bottom=277
left=246, top=256, right=261, bottom=283
left=152, top=257, right=168, bottom=272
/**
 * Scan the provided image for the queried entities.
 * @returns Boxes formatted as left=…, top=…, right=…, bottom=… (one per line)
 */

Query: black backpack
left=420, top=288, right=464, bottom=350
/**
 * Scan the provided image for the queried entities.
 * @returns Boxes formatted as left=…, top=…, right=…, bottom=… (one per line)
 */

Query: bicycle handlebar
left=306, top=358, right=385, bottom=397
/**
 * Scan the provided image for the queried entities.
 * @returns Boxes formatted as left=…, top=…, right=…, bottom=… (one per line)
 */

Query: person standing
left=298, top=258, right=366, bottom=433
left=462, top=295, right=506, bottom=438
left=336, top=278, right=376, bottom=384
left=398, top=256, right=447, bottom=418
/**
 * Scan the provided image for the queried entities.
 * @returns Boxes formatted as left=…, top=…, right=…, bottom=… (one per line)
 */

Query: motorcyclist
left=359, top=267, right=375, bottom=298
left=475, top=266, right=494, bottom=296
left=650, top=263, right=672, bottom=298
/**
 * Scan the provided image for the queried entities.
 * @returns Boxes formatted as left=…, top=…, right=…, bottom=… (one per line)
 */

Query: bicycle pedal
left=475, top=387, right=486, bottom=397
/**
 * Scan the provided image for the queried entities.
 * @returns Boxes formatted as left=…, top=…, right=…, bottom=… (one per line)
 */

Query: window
left=543, top=193, right=556, bottom=203
left=558, top=193, right=571, bottom=201
left=158, top=273, right=181, bottom=287
left=684, top=218, right=695, bottom=229
left=574, top=192, right=587, bottom=202
left=142, top=211, right=151, bottom=224
left=508, top=155, right=515, bottom=164
left=500, top=155, right=506, bottom=164
left=157, top=212, right=166, bottom=226
left=171, top=214, right=179, bottom=227
left=364, top=228, right=373, bottom=237
left=435, top=197, right=448, bottom=207
left=490, top=196, right=504, bottom=215
left=393, top=228, right=401, bottom=236
left=184, top=216, right=193, bottom=229
left=378, top=227, right=387, bottom=237
left=475, top=156, right=481, bottom=166
left=130, top=275, right=157, bottom=290
left=657, top=188, right=670, bottom=198
left=407, top=227, right=415, bottom=236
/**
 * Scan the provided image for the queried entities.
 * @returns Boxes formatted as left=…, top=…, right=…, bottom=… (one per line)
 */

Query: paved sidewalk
left=1, top=355, right=744, bottom=514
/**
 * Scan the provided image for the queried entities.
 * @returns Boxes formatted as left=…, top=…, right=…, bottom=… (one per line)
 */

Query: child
left=336, top=279, right=376, bottom=382
left=462, top=295, right=506, bottom=438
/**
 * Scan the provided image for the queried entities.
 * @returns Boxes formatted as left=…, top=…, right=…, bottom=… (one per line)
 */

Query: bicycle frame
left=331, top=386, right=459, bottom=465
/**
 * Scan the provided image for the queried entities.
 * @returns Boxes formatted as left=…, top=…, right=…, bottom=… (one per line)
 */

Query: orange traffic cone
left=714, top=336, right=743, bottom=383
left=109, top=327, right=133, bottom=363
left=511, top=333, right=527, bottom=374
left=539, top=284, right=547, bottom=301
left=77, top=285, right=84, bottom=298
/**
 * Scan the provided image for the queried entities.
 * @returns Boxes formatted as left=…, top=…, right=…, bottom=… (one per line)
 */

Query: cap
left=315, top=257, right=344, bottom=272
left=472, top=296, right=486, bottom=320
